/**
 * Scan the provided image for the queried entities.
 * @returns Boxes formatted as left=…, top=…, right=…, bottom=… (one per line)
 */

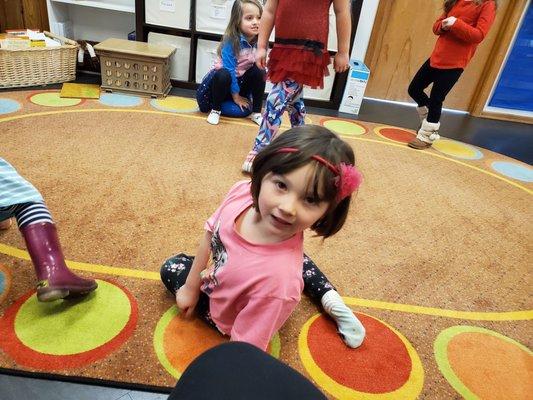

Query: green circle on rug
left=150, top=96, right=198, bottom=113
left=434, top=326, right=533, bottom=400
left=14, top=280, right=131, bottom=355
left=433, top=139, right=483, bottom=160
left=30, top=92, right=82, bottom=107
left=322, top=119, right=366, bottom=136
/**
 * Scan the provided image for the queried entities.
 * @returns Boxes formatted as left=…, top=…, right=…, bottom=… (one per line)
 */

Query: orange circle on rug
left=321, top=118, right=367, bottom=136
left=0, top=279, right=137, bottom=370
left=0, top=263, right=12, bottom=305
left=434, top=326, right=533, bottom=400
left=154, top=306, right=281, bottom=379
left=299, top=313, right=423, bottom=399
left=375, top=126, right=415, bottom=144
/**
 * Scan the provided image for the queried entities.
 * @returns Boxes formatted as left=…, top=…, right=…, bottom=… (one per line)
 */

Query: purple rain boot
left=20, top=222, right=97, bottom=302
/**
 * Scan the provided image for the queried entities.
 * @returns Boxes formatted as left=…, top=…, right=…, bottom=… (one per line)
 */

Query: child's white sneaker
left=321, top=289, right=365, bottom=348
left=207, top=110, right=221, bottom=125
left=250, top=112, right=263, bottom=126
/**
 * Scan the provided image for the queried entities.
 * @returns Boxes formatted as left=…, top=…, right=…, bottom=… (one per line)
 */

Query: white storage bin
left=148, top=32, right=191, bottom=81
left=264, top=58, right=335, bottom=101
left=195, top=39, right=220, bottom=83
left=145, top=0, right=190, bottom=30
left=305, top=57, right=335, bottom=100
left=196, top=0, right=235, bottom=35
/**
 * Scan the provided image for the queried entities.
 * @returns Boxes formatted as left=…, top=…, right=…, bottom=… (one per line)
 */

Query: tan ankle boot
left=409, top=119, right=440, bottom=150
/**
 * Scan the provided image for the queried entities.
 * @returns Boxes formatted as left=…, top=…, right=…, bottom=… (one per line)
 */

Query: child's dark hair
left=218, top=0, right=263, bottom=57
left=251, top=125, right=357, bottom=239
left=444, top=0, right=497, bottom=13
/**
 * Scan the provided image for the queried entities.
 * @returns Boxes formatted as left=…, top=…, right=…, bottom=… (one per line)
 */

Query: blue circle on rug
left=491, top=161, right=533, bottom=182
left=0, top=270, right=5, bottom=294
left=0, top=98, right=21, bottom=115
left=99, top=93, right=143, bottom=107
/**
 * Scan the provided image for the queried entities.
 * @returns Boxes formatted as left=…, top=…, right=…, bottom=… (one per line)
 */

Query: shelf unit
left=135, top=0, right=364, bottom=109
left=47, top=0, right=136, bottom=42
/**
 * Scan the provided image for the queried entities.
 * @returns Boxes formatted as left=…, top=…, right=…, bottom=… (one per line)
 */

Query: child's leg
left=409, top=66, right=463, bottom=149
left=14, top=201, right=97, bottom=302
left=210, top=69, right=232, bottom=112
left=426, top=67, right=463, bottom=123
left=287, top=85, right=306, bottom=127
left=242, top=80, right=303, bottom=172
left=238, top=65, right=266, bottom=113
left=407, top=59, right=433, bottom=109
left=160, top=254, right=218, bottom=329
left=303, top=254, right=365, bottom=348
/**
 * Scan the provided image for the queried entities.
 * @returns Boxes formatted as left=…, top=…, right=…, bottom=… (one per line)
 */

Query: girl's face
left=256, top=163, right=330, bottom=242
left=240, top=3, right=261, bottom=40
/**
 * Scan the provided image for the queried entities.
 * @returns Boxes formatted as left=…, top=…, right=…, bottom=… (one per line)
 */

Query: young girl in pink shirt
left=161, top=125, right=365, bottom=351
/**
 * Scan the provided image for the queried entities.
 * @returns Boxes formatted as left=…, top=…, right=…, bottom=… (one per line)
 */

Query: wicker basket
left=0, top=31, right=78, bottom=89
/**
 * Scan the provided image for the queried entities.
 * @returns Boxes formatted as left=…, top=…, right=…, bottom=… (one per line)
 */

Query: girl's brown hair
left=251, top=125, right=358, bottom=239
left=217, top=0, right=263, bottom=57
left=444, top=0, right=498, bottom=13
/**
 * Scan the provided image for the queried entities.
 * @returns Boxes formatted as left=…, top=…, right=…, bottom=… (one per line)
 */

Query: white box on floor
left=339, top=60, right=370, bottom=115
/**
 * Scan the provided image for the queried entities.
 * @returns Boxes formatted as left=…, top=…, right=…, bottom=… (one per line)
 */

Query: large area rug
left=0, top=90, right=531, bottom=399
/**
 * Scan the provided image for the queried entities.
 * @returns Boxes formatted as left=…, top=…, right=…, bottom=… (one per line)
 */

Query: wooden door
left=0, top=0, right=49, bottom=32
left=364, top=0, right=510, bottom=112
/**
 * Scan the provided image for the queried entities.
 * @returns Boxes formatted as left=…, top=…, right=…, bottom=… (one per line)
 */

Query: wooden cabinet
left=0, top=0, right=49, bottom=32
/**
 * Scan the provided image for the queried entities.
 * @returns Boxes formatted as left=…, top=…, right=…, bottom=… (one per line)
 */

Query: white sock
left=321, top=290, right=365, bottom=348
left=250, top=112, right=263, bottom=126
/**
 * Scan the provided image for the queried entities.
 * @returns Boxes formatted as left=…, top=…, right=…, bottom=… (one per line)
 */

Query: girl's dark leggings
left=211, top=65, right=266, bottom=113
left=408, top=59, right=463, bottom=123
left=160, top=253, right=336, bottom=325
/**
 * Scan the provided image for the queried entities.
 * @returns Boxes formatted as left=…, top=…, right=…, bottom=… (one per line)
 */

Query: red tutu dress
left=267, top=0, right=332, bottom=89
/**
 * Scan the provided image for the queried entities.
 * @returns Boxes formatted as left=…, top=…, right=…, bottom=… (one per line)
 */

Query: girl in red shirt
left=407, top=0, right=497, bottom=149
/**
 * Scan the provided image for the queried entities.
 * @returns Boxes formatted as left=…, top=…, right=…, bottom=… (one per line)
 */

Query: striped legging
left=0, top=201, right=53, bottom=228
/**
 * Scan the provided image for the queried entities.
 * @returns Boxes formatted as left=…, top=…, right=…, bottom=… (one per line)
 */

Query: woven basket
left=0, top=31, right=78, bottom=89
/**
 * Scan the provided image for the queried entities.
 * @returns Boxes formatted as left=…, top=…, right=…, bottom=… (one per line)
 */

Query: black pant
left=211, top=65, right=266, bottom=113
left=160, top=254, right=336, bottom=326
left=408, top=59, right=463, bottom=123
left=168, top=342, right=326, bottom=399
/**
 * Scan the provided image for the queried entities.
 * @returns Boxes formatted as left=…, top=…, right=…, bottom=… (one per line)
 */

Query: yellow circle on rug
left=434, top=326, right=533, bottom=400
left=433, top=139, right=483, bottom=160
left=30, top=92, right=82, bottom=107
left=150, top=96, right=198, bottom=113
left=322, top=119, right=366, bottom=136
left=14, top=279, right=131, bottom=355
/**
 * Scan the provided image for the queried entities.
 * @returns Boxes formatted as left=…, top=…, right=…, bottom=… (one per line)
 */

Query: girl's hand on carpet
left=176, top=284, right=200, bottom=318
